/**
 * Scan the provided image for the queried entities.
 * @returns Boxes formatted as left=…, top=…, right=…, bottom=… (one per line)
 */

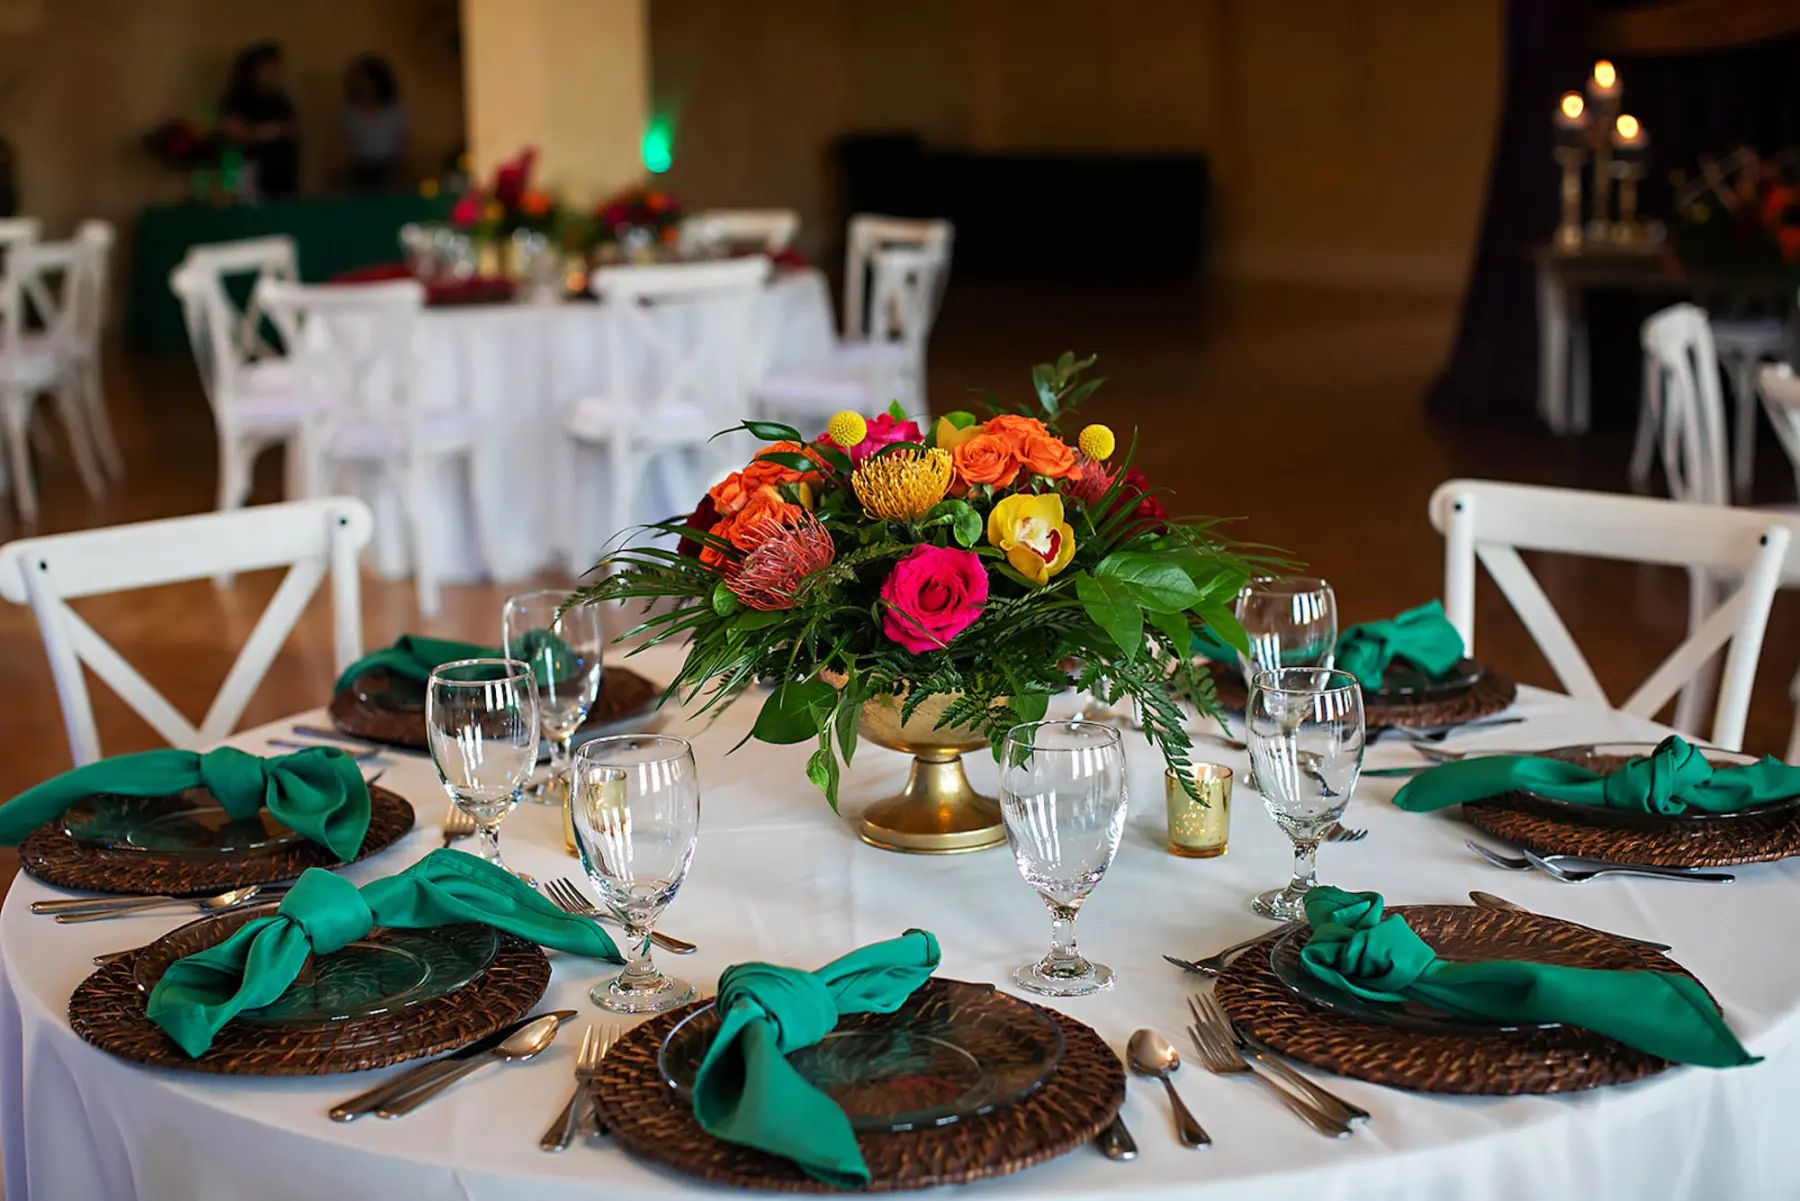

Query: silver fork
left=1162, top=924, right=1295, bottom=975
left=542, top=878, right=698, bottom=955
left=441, top=805, right=477, bottom=849
left=1324, top=823, right=1367, bottom=843
left=1185, top=997, right=1349, bottom=1137
left=540, top=1025, right=615, bottom=1151
left=1465, top=839, right=1736, bottom=883
left=266, top=738, right=381, bottom=761
left=1195, top=993, right=1370, bottom=1125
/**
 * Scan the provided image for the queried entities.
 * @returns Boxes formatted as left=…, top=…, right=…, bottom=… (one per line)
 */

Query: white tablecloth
left=4, top=650, right=1799, bottom=1200
left=348, top=271, right=836, bottom=584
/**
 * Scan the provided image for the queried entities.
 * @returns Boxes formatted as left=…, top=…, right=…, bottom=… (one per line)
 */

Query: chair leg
left=82, top=360, right=124, bottom=480
left=403, top=460, right=442, bottom=620
left=1730, top=356, right=1759, bottom=501
left=52, top=381, right=106, bottom=501
left=1, top=392, right=36, bottom=524
left=212, top=437, right=254, bottom=589
left=1672, top=567, right=1720, bottom=737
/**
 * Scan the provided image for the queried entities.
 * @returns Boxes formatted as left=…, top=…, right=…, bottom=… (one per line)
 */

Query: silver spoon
left=376, top=1012, right=565, bottom=1117
left=1126, top=1029, right=1210, bottom=1148
left=50, top=885, right=268, bottom=923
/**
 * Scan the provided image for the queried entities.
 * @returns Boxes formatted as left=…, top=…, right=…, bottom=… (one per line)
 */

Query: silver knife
left=328, top=1009, right=578, bottom=1121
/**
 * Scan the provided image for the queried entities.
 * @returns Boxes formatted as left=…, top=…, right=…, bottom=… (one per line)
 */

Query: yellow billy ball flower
left=852, top=448, right=953, bottom=522
left=1078, top=423, right=1116, bottom=462
left=827, top=410, right=868, bottom=448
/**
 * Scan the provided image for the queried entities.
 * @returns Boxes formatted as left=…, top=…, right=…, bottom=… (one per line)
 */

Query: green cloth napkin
left=332, top=635, right=493, bottom=694
left=0, top=746, right=369, bottom=862
left=692, top=930, right=941, bottom=1188
left=146, top=849, right=623, bottom=1057
left=1300, top=886, right=1756, bottom=1067
left=1335, top=601, right=1464, bottom=689
left=1392, top=734, right=1800, bottom=816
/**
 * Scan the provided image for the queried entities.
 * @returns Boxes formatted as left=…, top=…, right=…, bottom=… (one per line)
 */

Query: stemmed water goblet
left=1235, top=576, right=1339, bottom=677
left=425, top=658, right=540, bottom=883
left=570, top=735, right=699, bottom=1014
left=1245, top=667, right=1365, bottom=920
left=997, top=720, right=1128, bottom=997
left=502, top=589, right=604, bottom=805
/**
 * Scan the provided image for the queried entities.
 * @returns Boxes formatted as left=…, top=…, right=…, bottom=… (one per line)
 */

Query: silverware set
left=1466, top=837, right=1736, bottom=884
left=34, top=883, right=288, bottom=923
left=541, top=877, right=699, bottom=955
left=330, top=1010, right=577, bottom=1120
left=1125, top=1029, right=1210, bottom=1148
left=1187, top=992, right=1361, bottom=1136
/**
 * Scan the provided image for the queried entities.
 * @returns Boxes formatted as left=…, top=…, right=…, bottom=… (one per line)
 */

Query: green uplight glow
left=641, top=122, right=673, bottom=174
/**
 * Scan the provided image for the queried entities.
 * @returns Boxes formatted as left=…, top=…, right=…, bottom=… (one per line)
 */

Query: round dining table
left=3, top=645, right=1797, bottom=1200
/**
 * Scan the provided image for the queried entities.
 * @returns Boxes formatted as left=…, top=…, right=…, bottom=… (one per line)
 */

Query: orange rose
left=708, top=443, right=817, bottom=515
left=982, top=414, right=1051, bottom=449
left=952, top=434, right=1022, bottom=489
left=1016, top=430, right=1077, bottom=478
left=699, top=489, right=803, bottom=570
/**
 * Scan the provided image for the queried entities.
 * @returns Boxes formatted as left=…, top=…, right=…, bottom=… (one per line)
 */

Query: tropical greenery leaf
left=752, top=679, right=835, bottom=745
left=1095, top=551, right=1201, bottom=614
left=1075, top=571, right=1143, bottom=659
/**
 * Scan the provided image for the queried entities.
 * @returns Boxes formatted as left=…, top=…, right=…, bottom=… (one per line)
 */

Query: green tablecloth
left=126, top=193, right=453, bottom=352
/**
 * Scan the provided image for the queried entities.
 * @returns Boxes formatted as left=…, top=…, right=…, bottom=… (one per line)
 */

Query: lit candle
left=1613, top=113, right=1646, bottom=151
left=1587, top=59, right=1621, bottom=104
left=1556, top=91, right=1586, bottom=128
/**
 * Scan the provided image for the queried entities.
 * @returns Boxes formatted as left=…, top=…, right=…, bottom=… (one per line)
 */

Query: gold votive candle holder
left=1166, top=763, right=1231, bottom=858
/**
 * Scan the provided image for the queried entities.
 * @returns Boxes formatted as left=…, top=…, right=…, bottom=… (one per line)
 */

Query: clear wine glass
left=1235, top=576, right=1339, bottom=677
left=570, top=735, right=699, bottom=1014
left=502, top=589, right=604, bottom=805
left=1245, top=667, right=1365, bottom=921
left=997, top=720, right=1128, bottom=997
left=425, top=658, right=540, bottom=883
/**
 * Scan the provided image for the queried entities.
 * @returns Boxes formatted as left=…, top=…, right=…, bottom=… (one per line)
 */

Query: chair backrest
left=865, top=243, right=950, bottom=359
left=0, top=496, right=373, bottom=765
left=1428, top=479, right=1792, bottom=750
left=1759, top=362, right=1800, bottom=489
left=254, top=278, right=426, bottom=439
left=10, top=239, right=93, bottom=358
left=170, top=235, right=300, bottom=408
left=0, top=217, right=39, bottom=249
left=1641, top=303, right=1730, bottom=506
left=589, top=257, right=772, bottom=432
left=74, top=219, right=115, bottom=348
left=843, top=214, right=953, bottom=340
left=679, top=209, right=800, bottom=255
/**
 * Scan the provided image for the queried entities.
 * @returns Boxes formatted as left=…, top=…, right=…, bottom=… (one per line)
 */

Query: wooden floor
left=5, top=277, right=1799, bottom=876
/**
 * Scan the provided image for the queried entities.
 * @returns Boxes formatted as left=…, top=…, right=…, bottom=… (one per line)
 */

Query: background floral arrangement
left=1672, top=147, right=1800, bottom=274
left=574, top=355, right=1277, bottom=805
left=586, top=184, right=684, bottom=250
left=449, top=146, right=559, bottom=238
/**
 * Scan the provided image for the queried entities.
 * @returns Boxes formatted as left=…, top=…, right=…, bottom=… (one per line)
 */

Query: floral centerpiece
left=449, top=147, right=559, bottom=238
left=574, top=355, right=1271, bottom=844
left=1672, top=149, right=1800, bottom=276
left=587, top=184, right=683, bottom=254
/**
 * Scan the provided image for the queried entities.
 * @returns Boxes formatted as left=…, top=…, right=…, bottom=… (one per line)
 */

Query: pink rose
left=449, top=195, right=481, bottom=227
left=820, top=413, right=922, bottom=466
left=879, top=545, right=988, bottom=653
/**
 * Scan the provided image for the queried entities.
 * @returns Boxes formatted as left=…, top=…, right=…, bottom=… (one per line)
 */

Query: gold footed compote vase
left=856, top=693, right=1005, bottom=854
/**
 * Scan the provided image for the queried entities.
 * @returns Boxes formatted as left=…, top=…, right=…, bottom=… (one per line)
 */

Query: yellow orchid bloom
left=987, top=493, right=1076, bottom=586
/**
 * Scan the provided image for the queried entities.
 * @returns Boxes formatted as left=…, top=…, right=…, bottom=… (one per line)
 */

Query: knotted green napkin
left=1299, top=886, right=1756, bottom=1066
left=692, top=930, right=941, bottom=1188
left=0, top=746, right=369, bottom=861
left=1335, top=601, right=1464, bottom=688
left=146, top=849, right=623, bottom=1057
left=332, top=635, right=493, bottom=694
left=1392, top=734, right=1800, bottom=815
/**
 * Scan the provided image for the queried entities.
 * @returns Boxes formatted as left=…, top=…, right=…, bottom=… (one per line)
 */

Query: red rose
left=676, top=495, right=721, bottom=559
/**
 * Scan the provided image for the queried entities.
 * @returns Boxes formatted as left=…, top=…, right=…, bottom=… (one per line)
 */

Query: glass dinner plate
left=1268, top=925, right=1563, bottom=1036
left=135, top=903, right=499, bottom=1027
left=656, top=977, right=1064, bottom=1132
left=348, top=670, right=661, bottom=750
left=1512, top=742, right=1800, bottom=831
left=1363, top=657, right=1485, bottom=704
left=63, top=792, right=305, bottom=860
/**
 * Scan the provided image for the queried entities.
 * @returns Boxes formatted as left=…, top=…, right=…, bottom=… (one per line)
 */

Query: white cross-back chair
left=1632, top=304, right=1731, bottom=506
left=1712, top=315, right=1787, bottom=499
left=1429, top=479, right=1792, bottom=753
left=754, top=232, right=951, bottom=429
left=841, top=215, right=953, bottom=341
left=67, top=219, right=123, bottom=479
left=1755, top=363, right=1800, bottom=759
left=256, top=278, right=476, bottom=619
left=0, top=218, right=40, bottom=250
left=171, top=236, right=316, bottom=519
left=564, top=257, right=772, bottom=572
left=0, top=496, right=372, bottom=766
left=678, top=209, right=799, bottom=256
left=0, top=237, right=109, bottom=524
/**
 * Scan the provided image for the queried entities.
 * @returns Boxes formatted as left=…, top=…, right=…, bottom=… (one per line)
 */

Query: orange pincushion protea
left=726, top=509, right=837, bottom=611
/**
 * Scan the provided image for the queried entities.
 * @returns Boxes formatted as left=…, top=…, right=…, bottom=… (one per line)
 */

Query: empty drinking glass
left=1245, top=668, right=1365, bottom=921
left=502, top=589, right=604, bottom=805
left=425, top=658, right=540, bottom=882
left=998, top=720, right=1128, bottom=997
left=570, top=735, right=699, bottom=1014
left=1235, top=576, right=1339, bottom=677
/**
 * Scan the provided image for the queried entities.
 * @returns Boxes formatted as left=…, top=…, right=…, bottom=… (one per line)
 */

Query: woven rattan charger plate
left=1213, top=904, right=1700, bottom=1094
left=68, top=909, right=549, bottom=1076
left=1462, top=750, right=1800, bottom=868
left=1206, top=661, right=1517, bottom=730
left=330, top=665, right=660, bottom=749
left=592, top=980, right=1125, bottom=1192
left=19, top=785, right=414, bottom=896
